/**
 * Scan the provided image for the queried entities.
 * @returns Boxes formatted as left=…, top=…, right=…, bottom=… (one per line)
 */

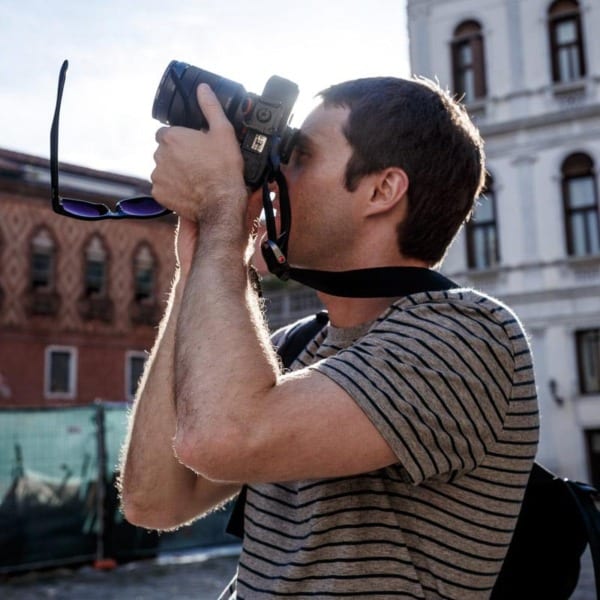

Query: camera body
left=152, top=61, right=299, bottom=189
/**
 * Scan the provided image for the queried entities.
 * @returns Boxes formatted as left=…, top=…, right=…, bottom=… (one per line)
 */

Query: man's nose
left=279, top=163, right=296, bottom=191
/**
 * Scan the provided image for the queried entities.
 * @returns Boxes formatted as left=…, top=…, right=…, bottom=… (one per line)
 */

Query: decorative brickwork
left=0, top=149, right=323, bottom=406
left=0, top=149, right=176, bottom=407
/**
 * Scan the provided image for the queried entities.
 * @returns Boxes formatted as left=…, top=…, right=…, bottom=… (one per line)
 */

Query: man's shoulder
left=367, top=287, right=530, bottom=359
left=387, top=287, right=522, bottom=328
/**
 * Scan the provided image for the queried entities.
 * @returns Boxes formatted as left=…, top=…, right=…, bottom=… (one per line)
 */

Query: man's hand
left=151, top=84, right=247, bottom=225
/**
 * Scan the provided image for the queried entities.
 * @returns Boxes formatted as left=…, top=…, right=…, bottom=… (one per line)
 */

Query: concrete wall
left=407, top=0, right=600, bottom=481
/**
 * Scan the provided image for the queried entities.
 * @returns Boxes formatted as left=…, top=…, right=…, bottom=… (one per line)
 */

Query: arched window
left=466, top=174, right=500, bottom=269
left=27, top=227, right=60, bottom=316
left=576, top=329, right=600, bottom=394
left=130, top=243, right=159, bottom=326
left=83, top=235, right=108, bottom=297
left=30, top=228, right=56, bottom=290
left=451, top=20, right=487, bottom=103
left=562, top=153, right=600, bottom=256
left=79, top=234, right=113, bottom=322
left=133, top=244, right=156, bottom=302
left=548, top=0, right=586, bottom=83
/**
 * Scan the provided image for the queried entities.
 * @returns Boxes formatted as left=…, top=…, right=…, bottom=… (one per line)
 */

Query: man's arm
left=148, top=85, right=398, bottom=486
left=119, top=241, right=239, bottom=531
left=171, top=232, right=397, bottom=484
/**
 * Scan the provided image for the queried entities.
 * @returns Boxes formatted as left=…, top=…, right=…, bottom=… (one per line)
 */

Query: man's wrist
left=195, top=191, right=254, bottom=258
left=192, top=182, right=248, bottom=224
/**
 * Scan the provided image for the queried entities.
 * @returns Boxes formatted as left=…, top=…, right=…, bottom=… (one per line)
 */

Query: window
left=562, top=153, right=600, bottom=257
left=45, top=346, right=77, bottom=399
left=585, top=429, right=600, bottom=487
left=79, top=235, right=113, bottom=321
left=126, top=351, right=147, bottom=400
left=576, top=329, right=600, bottom=394
left=451, top=20, right=487, bottom=103
left=133, top=244, right=156, bottom=301
left=27, top=229, right=60, bottom=316
left=466, top=175, right=500, bottom=269
left=84, top=235, right=108, bottom=296
left=130, top=244, right=159, bottom=326
left=548, top=0, right=586, bottom=83
left=30, top=228, right=55, bottom=289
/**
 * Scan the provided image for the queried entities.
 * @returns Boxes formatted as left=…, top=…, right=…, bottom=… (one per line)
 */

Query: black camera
left=152, top=61, right=299, bottom=189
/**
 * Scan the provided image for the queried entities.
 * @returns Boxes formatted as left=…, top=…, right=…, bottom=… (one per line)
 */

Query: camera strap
left=260, top=169, right=292, bottom=280
left=259, top=171, right=457, bottom=298
left=287, top=265, right=459, bottom=297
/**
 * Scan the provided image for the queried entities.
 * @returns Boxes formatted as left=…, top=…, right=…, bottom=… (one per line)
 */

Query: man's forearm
left=119, top=273, right=189, bottom=524
left=172, top=224, right=281, bottom=480
left=120, top=271, right=238, bottom=529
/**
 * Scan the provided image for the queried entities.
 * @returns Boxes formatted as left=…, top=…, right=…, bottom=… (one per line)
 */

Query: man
left=119, top=75, right=539, bottom=598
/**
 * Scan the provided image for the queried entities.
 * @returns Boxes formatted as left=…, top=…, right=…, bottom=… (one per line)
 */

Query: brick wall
left=0, top=149, right=176, bottom=407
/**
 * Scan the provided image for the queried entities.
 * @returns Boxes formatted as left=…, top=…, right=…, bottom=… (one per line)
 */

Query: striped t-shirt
left=234, top=289, right=539, bottom=599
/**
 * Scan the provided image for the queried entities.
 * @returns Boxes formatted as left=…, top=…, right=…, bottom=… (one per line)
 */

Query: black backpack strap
left=225, top=484, right=248, bottom=540
left=276, top=310, right=330, bottom=368
left=491, top=463, right=599, bottom=600
left=565, top=478, right=600, bottom=600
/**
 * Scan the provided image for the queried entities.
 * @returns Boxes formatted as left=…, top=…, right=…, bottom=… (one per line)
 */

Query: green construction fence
left=0, top=403, right=238, bottom=573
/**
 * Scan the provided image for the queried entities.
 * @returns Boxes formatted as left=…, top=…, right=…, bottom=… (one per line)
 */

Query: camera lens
left=152, top=61, right=247, bottom=132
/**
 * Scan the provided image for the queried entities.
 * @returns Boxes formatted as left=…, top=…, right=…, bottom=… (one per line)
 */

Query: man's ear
left=364, top=167, right=409, bottom=217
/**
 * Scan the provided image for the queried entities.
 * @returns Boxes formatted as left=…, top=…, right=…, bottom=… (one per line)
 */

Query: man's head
left=317, top=76, right=486, bottom=267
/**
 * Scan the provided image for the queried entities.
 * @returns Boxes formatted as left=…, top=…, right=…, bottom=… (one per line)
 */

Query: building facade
left=0, top=148, right=321, bottom=407
left=407, top=0, right=600, bottom=482
left=0, top=149, right=177, bottom=407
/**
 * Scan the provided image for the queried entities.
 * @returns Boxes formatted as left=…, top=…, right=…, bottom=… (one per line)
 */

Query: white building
left=407, top=0, right=600, bottom=482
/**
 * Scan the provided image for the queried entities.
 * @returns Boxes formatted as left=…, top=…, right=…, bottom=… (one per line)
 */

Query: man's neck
left=308, top=256, right=431, bottom=328
left=318, top=293, right=399, bottom=329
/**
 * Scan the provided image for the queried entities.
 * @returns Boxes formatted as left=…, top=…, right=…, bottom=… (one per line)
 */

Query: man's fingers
left=155, top=126, right=170, bottom=143
left=196, top=83, right=230, bottom=129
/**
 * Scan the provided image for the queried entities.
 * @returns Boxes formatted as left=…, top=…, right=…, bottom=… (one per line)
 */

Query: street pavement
left=1, top=545, right=597, bottom=599
left=1, top=546, right=240, bottom=600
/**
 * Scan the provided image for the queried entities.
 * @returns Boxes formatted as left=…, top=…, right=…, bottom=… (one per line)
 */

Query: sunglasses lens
left=61, top=199, right=109, bottom=218
left=119, top=196, right=168, bottom=217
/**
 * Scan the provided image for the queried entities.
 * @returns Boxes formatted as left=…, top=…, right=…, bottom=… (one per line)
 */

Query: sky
left=0, top=0, right=410, bottom=180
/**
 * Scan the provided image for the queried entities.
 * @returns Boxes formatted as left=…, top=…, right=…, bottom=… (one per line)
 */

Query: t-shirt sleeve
left=311, top=298, right=517, bottom=485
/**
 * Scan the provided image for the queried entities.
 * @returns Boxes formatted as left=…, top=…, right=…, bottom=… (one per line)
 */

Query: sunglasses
left=50, top=60, right=170, bottom=220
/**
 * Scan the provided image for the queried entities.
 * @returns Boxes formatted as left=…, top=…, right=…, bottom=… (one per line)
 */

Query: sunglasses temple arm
left=50, top=60, right=69, bottom=206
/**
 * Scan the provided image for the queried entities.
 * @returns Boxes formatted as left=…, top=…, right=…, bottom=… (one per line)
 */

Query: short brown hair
left=319, top=77, right=486, bottom=266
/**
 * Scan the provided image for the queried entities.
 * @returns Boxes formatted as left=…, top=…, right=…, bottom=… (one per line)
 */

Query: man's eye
left=292, top=149, right=309, bottom=164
